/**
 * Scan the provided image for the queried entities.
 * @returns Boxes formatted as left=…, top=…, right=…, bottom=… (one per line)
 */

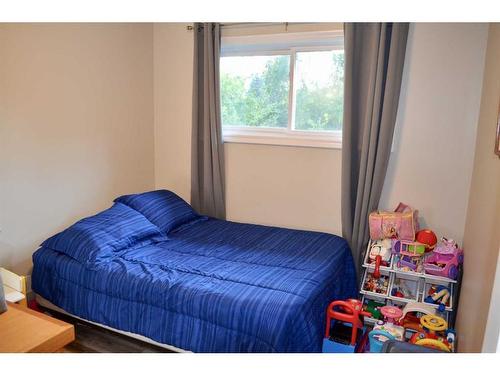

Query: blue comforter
left=33, top=208, right=356, bottom=352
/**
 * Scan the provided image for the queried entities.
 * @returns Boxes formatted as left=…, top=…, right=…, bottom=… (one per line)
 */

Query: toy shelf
left=387, top=294, right=419, bottom=305
left=360, top=289, right=390, bottom=299
left=362, top=241, right=457, bottom=283
left=360, top=240, right=462, bottom=327
left=419, top=273, right=457, bottom=284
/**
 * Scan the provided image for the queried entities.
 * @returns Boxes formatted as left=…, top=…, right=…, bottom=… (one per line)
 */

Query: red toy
left=324, top=299, right=370, bottom=346
left=416, top=229, right=438, bottom=252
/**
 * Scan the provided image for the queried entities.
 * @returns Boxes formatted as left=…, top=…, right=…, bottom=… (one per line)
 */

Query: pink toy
left=424, top=238, right=464, bottom=280
left=380, top=306, right=403, bottom=323
left=368, top=305, right=405, bottom=349
left=369, top=203, right=419, bottom=241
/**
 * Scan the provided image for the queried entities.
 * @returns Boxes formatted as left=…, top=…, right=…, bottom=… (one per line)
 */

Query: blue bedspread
left=32, top=218, right=357, bottom=352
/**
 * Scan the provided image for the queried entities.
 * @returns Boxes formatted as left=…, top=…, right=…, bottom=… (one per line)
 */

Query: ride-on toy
left=367, top=306, right=404, bottom=353
left=400, top=302, right=437, bottom=339
left=409, top=314, right=455, bottom=352
left=424, top=238, right=464, bottom=280
left=323, top=299, right=371, bottom=353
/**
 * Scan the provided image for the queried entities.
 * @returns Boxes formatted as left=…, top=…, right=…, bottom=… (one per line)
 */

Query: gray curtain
left=341, top=23, right=409, bottom=277
left=191, top=23, right=226, bottom=219
left=0, top=272, right=7, bottom=314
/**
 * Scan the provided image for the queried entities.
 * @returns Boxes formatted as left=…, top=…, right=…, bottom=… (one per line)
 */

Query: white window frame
left=221, top=30, right=344, bottom=149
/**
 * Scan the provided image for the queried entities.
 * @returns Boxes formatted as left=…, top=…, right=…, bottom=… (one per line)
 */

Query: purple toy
left=392, top=240, right=425, bottom=272
left=424, top=238, right=464, bottom=280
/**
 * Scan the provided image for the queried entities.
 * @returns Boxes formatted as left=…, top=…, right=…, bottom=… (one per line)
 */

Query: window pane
left=293, top=50, right=344, bottom=131
left=220, top=55, right=290, bottom=128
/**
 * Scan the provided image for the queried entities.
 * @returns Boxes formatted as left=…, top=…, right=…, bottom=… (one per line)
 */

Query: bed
left=32, top=190, right=357, bottom=353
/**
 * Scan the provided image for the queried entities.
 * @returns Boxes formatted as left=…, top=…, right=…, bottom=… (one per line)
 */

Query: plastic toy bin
left=361, top=268, right=392, bottom=297
left=392, top=254, right=424, bottom=275
left=361, top=295, right=386, bottom=323
left=422, top=279, right=453, bottom=311
left=391, top=241, right=425, bottom=275
left=363, top=240, right=393, bottom=271
left=389, top=273, right=422, bottom=303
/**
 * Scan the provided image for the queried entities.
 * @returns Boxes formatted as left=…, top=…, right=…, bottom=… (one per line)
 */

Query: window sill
left=222, top=127, right=342, bottom=149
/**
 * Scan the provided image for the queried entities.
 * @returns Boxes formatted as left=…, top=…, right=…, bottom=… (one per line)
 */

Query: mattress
left=32, top=218, right=357, bottom=352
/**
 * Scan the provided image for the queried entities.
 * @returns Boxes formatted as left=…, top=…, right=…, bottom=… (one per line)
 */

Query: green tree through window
left=220, top=50, right=344, bottom=132
left=221, top=55, right=289, bottom=128
left=294, top=51, right=344, bottom=131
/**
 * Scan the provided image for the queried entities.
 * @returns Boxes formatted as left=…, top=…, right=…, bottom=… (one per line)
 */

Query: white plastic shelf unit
left=360, top=240, right=461, bottom=326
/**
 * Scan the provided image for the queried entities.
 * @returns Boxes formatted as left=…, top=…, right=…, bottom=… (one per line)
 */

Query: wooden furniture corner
left=0, top=302, right=75, bottom=352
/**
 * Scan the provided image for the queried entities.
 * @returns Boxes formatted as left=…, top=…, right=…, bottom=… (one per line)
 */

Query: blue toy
left=368, top=329, right=396, bottom=352
left=424, top=285, right=450, bottom=312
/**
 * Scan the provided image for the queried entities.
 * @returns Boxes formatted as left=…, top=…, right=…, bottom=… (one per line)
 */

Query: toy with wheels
left=424, top=238, right=463, bottom=280
left=379, top=306, right=404, bottom=339
left=368, top=329, right=396, bottom=353
left=400, top=302, right=437, bottom=337
left=366, top=306, right=404, bottom=353
left=372, top=306, right=404, bottom=338
left=421, top=314, right=447, bottom=332
left=392, top=240, right=425, bottom=272
left=409, top=314, right=454, bottom=352
left=393, top=240, right=426, bottom=256
left=380, top=306, right=403, bottom=324
left=322, top=299, right=371, bottom=353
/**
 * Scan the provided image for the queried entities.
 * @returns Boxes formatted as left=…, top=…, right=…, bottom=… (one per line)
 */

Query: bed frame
left=35, top=295, right=188, bottom=353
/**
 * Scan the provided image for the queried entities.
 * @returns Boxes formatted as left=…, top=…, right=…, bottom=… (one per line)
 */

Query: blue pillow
left=41, top=202, right=163, bottom=267
left=114, top=190, right=200, bottom=235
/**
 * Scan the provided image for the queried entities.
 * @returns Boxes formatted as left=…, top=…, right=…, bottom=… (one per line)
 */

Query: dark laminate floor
left=42, top=309, right=174, bottom=353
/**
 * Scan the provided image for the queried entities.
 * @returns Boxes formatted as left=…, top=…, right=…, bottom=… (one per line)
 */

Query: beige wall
left=455, top=23, right=500, bottom=353
left=0, top=24, right=155, bottom=275
left=154, top=23, right=488, bottom=240
left=380, top=23, right=488, bottom=243
left=153, top=24, right=193, bottom=202
left=482, top=253, right=500, bottom=352
left=226, top=143, right=342, bottom=233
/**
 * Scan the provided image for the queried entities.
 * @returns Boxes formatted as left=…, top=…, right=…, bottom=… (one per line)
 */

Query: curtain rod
left=186, top=22, right=301, bottom=31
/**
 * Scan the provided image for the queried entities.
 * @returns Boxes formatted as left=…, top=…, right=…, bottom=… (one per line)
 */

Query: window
left=220, top=30, right=344, bottom=148
left=220, top=55, right=290, bottom=128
